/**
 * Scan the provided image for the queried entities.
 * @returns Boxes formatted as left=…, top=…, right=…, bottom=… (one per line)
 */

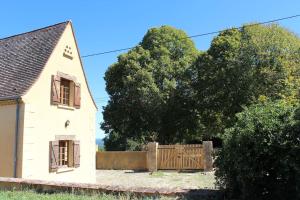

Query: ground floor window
left=49, top=140, right=80, bottom=172
left=59, top=140, right=69, bottom=167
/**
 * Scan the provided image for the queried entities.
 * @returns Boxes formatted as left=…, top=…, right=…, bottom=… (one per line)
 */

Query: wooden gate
left=157, top=144, right=203, bottom=170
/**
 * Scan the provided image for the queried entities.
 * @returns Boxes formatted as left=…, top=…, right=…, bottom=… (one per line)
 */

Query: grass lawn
left=0, top=190, right=173, bottom=200
left=149, top=171, right=165, bottom=178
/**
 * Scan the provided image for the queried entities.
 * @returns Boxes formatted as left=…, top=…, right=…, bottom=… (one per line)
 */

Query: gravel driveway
left=96, top=170, right=216, bottom=189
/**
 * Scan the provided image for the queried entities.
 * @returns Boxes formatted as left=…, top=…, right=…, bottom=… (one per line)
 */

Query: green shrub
left=215, top=101, right=300, bottom=200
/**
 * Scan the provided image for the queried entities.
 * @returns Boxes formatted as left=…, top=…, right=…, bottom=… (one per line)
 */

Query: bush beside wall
left=215, top=101, right=300, bottom=200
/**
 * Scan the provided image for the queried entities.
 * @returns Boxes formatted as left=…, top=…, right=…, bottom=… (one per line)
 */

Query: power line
left=82, top=47, right=135, bottom=58
left=95, top=97, right=109, bottom=100
left=81, top=14, right=300, bottom=58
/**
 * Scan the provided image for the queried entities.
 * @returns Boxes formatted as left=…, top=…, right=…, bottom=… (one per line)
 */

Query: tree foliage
left=102, top=23, right=300, bottom=150
left=215, top=101, right=300, bottom=199
left=192, top=24, right=300, bottom=135
left=102, top=26, right=200, bottom=150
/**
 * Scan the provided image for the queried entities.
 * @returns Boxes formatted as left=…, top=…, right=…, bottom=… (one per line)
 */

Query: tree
left=102, top=23, right=300, bottom=150
left=192, top=24, right=300, bottom=136
left=101, top=26, right=200, bottom=150
left=215, top=100, right=300, bottom=199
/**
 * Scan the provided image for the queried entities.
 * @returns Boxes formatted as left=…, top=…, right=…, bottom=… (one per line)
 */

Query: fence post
left=147, top=142, right=158, bottom=172
left=203, top=141, right=213, bottom=171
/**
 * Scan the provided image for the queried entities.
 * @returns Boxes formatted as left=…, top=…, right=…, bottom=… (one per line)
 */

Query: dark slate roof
left=0, top=21, right=68, bottom=99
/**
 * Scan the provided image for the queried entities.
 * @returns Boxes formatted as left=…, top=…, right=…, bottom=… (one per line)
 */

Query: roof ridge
left=0, top=21, right=70, bottom=41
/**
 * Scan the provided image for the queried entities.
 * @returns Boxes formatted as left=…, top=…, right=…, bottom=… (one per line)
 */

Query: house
left=0, top=21, right=97, bottom=183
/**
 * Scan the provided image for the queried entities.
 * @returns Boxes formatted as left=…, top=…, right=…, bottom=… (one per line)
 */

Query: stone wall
left=0, top=177, right=223, bottom=199
left=96, top=141, right=213, bottom=172
left=96, top=151, right=147, bottom=170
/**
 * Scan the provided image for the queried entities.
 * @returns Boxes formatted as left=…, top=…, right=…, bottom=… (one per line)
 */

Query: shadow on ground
left=180, top=189, right=224, bottom=200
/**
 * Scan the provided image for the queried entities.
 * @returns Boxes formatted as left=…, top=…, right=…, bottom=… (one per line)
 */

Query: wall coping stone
left=0, top=177, right=222, bottom=198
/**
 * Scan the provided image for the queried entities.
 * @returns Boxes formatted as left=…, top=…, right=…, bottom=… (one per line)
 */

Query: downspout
left=13, top=97, right=21, bottom=178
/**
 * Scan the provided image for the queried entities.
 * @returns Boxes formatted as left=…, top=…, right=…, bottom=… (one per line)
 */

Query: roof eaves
left=0, top=96, right=21, bottom=101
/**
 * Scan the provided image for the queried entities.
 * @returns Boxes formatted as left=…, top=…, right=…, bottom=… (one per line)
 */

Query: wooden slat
left=157, top=144, right=204, bottom=170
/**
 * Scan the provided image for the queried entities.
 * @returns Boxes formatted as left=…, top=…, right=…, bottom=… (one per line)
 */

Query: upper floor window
left=60, top=79, right=71, bottom=106
left=51, top=74, right=81, bottom=108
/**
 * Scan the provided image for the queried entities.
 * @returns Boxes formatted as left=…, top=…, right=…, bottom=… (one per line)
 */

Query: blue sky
left=1, top=1, right=300, bottom=138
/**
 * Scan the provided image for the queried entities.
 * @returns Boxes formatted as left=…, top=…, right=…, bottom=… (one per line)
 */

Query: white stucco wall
left=0, top=102, right=24, bottom=178
left=21, top=23, right=97, bottom=183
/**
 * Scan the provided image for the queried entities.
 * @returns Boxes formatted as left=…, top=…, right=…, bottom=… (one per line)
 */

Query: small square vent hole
left=63, top=45, right=73, bottom=59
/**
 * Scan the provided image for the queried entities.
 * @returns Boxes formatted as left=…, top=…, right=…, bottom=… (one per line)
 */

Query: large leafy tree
left=192, top=24, right=300, bottom=136
left=102, top=26, right=200, bottom=150
left=102, top=24, right=300, bottom=150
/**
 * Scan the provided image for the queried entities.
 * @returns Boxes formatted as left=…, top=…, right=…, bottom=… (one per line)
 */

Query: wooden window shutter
left=51, top=75, right=61, bottom=105
left=74, top=83, right=81, bottom=109
left=73, top=140, right=80, bottom=168
left=68, top=141, right=74, bottom=167
left=49, top=141, right=59, bottom=172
